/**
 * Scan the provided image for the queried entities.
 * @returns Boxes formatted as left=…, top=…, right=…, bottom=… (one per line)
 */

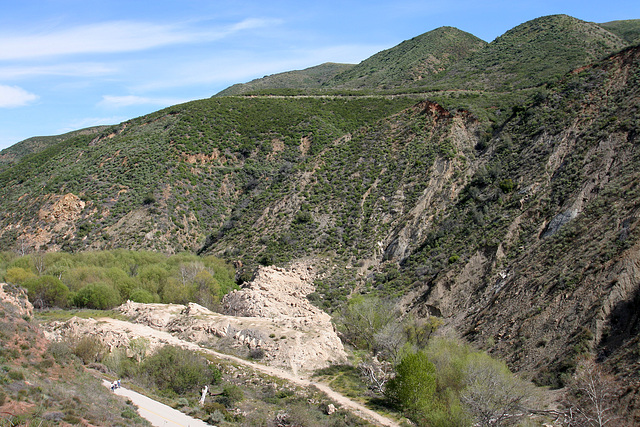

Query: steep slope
left=394, top=44, right=640, bottom=419
left=216, top=63, right=354, bottom=96
left=0, top=97, right=415, bottom=254
left=428, top=14, right=628, bottom=90
left=325, top=26, right=487, bottom=89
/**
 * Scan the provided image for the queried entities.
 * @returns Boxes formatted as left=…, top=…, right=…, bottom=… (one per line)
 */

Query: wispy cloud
left=129, top=43, right=386, bottom=92
left=0, top=85, right=38, bottom=107
left=57, top=116, right=128, bottom=134
left=99, top=95, right=192, bottom=108
left=0, top=18, right=277, bottom=60
left=0, top=63, right=116, bottom=79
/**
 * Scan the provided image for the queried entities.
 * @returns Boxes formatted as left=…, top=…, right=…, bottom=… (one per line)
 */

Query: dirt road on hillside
left=98, top=317, right=400, bottom=427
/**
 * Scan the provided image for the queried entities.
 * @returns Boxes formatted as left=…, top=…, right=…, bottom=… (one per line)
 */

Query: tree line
left=0, top=250, right=237, bottom=311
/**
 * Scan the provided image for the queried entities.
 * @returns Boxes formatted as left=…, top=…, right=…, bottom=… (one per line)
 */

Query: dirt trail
left=103, top=380, right=209, bottom=427
left=98, top=317, right=400, bottom=427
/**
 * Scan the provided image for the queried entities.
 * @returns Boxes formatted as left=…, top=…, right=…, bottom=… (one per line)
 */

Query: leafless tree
left=32, top=252, right=46, bottom=275
left=374, top=319, right=407, bottom=364
left=565, top=358, right=625, bottom=427
left=358, top=356, right=394, bottom=395
left=460, top=353, right=536, bottom=426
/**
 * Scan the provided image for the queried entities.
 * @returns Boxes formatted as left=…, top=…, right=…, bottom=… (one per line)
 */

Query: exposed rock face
left=221, top=264, right=319, bottom=318
left=45, top=265, right=347, bottom=374
left=0, top=283, right=33, bottom=318
left=38, top=193, right=85, bottom=224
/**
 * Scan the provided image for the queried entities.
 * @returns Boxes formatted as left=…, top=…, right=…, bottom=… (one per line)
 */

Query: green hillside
left=426, top=14, right=627, bottom=90
left=2, top=14, right=640, bottom=422
left=0, top=126, right=107, bottom=172
left=0, top=96, right=415, bottom=254
left=216, top=62, right=354, bottom=96
left=600, top=19, right=640, bottom=44
left=325, top=26, right=487, bottom=89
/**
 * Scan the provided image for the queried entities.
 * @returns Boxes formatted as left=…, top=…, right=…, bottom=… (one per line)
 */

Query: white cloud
left=99, top=95, right=191, bottom=108
left=0, top=18, right=277, bottom=60
left=0, top=85, right=38, bottom=107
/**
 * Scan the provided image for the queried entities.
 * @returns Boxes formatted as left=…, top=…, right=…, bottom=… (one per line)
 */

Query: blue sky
left=0, top=0, right=638, bottom=151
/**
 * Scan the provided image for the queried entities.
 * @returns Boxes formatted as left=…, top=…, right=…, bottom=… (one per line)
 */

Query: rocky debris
left=221, top=264, right=323, bottom=319
left=45, top=265, right=347, bottom=373
left=0, top=283, right=33, bottom=318
left=38, top=193, right=85, bottom=224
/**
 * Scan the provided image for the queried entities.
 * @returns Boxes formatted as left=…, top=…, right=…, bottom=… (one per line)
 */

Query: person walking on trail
left=117, top=379, right=121, bottom=389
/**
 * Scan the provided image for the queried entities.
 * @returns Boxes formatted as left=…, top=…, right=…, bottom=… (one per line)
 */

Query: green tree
left=4, top=267, right=36, bottom=285
left=73, top=282, right=121, bottom=309
left=23, top=275, right=70, bottom=308
left=129, top=288, right=158, bottom=304
left=385, top=351, right=437, bottom=417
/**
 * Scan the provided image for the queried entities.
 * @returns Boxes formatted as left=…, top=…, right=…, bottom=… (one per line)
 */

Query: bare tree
left=358, top=356, right=394, bottom=394
left=32, top=252, right=46, bottom=275
left=460, top=353, right=536, bottom=426
left=565, top=358, right=625, bottom=427
left=374, top=319, right=407, bottom=364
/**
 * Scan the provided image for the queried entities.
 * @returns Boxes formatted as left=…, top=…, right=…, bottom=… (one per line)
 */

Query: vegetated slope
left=202, top=45, right=640, bottom=419
left=0, top=126, right=107, bottom=172
left=0, top=96, right=415, bottom=254
left=426, top=14, right=628, bottom=90
left=599, top=19, right=640, bottom=45
left=325, top=26, right=487, bottom=89
left=395, top=45, right=640, bottom=420
left=216, top=63, right=354, bottom=96
left=0, top=283, right=148, bottom=425
left=2, top=13, right=640, bottom=419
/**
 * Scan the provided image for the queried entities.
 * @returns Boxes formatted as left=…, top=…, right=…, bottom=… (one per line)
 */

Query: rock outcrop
left=45, top=265, right=347, bottom=374
left=0, top=283, right=33, bottom=318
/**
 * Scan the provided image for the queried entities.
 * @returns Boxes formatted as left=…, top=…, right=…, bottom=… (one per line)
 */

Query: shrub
left=498, top=178, right=516, bottom=193
left=73, top=282, right=120, bottom=309
left=73, top=336, right=106, bottom=364
left=23, top=275, right=70, bottom=308
left=129, top=288, right=157, bottom=304
left=142, top=345, right=221, bottom=395
left=218, top=384, right=244, bottom=407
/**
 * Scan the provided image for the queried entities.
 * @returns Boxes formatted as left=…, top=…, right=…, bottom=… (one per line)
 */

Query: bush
left=73, top=282, right=121, bottom=309
left=73, top=336, right=106, bottom=364
left=23, top=275, right=70, bottom=308
left=218, top=384, right=244, bottom=407
left=142, top=345, right=221, bottom=395
left=129, top=288, right=157, bottom=303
